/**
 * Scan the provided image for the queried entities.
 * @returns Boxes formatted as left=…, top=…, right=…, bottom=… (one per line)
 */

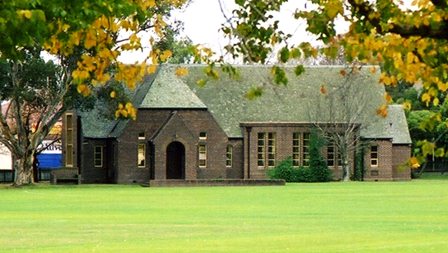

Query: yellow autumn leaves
left=41, top=0, right=191, bottom=121
left=115, top=102, right=137, bottom=120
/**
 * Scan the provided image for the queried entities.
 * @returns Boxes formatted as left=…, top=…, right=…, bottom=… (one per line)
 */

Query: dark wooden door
left=166, top=142, right=185, bottom=179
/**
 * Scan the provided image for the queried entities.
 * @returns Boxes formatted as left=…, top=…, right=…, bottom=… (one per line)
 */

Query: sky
left=172, top=0, right=313, bottom=61
left=121, top=0, right=314, bottom=63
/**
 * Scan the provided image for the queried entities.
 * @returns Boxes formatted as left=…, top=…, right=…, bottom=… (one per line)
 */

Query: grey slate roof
left=79, top=72, right=157, bottom=138
left=79, top=64, right=411, bottom=144
left=179, top=65, right=386, bottom=138
left=361, top=104, right=412, bottom=144
left=140, top=67, right=206, bottom=109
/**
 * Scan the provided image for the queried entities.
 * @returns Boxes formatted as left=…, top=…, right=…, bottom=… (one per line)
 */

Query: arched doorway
left=166, top=141, right=185, bottom=179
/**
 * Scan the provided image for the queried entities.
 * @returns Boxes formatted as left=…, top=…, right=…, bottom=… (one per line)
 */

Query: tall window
left=327, top=145, right=335, bottom=167
left=292, top=133, right=301, bottom=166
left=267, top=133, right=276, bottom=167
left=65, top=113, right=73, bottom=167
left=138, top=133, right=145, bottom=167
left=370, top=145, right=378, bottom=167
left=302, top=133, right=310, bottom=166
left=257, top=132, right=276, bottom=167
left=226, top=145, right=233, bottom=167
left=94, top=146, right=103, bottom=167
left=257, top=133, right=265, bottom=167
left=199, top=144, right=207, bottom=167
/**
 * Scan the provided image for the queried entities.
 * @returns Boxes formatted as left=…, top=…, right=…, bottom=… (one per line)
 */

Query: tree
left=221, top=0, right=448, bottom=168
left=153, top=22, right=197, bottom=64
left=0, top=0, right=194, bottom=186
left=0, top=53, right=72, bottom=185
left=307, top=67, right=377, bottom=181
left=308, top=129, right=332, bottom=182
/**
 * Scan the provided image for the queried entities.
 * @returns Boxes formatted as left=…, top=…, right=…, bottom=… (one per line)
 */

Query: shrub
left=267, top=129, right=333, bottom=182
left=267, top=157, right=330, bottom=183
left=267, top=157, right=297, bottom=182
left=296, top=166, right=315, bottom=182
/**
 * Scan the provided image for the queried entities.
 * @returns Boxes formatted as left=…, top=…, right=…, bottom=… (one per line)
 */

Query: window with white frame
left=199, top=144, right=207, bottom=167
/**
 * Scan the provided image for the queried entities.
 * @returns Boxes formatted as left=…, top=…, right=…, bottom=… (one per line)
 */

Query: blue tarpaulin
left=37, top=154, right=62, bottom=170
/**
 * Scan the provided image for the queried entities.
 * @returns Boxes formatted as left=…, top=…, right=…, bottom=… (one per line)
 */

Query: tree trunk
left=13, top=152, right=35, bottom=186
left=342, top=162, right=350, bottom=182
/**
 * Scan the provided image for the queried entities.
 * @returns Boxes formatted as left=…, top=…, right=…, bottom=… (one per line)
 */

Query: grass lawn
left=1, top=179, right=448, bottom=253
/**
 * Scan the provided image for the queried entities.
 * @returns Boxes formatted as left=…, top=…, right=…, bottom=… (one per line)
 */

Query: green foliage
left=224, top=0, right=448, bottom=165
left=386, top=82, right=422, bottom=110
left=309, top=129, right=332, bottom=182
left=0, top=53, right=59, bottom=102
left=266, top=158, right=315, bottom=182
left=353, top=147, right=365, bottom=181
left=153, top=23, right=196, bottom=64
left=245, top=86, right=264, bottom=100
left=268, top=129, right=332, bottom=183
left=266, top=157, right=297, bottom=182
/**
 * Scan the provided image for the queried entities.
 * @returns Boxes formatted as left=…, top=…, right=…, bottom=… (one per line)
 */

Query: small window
left=138, top=132, right=145, bottom=140
left=138, top=143, right=146, bottom=167
left=226, top=145, right=233, bottom=167
left=199, top=144, right=207, bottom=167
left=94, top=146, right=103, bottom=168
left=370, top=145, right=378, bottom=167
left=199, top=132, right=207, bottom=140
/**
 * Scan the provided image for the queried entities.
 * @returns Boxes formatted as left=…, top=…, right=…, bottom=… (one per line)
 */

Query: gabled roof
left=178, top=65, right=385, bottom=138
left=79, top=64, right=411, bottom=145
left=361, top=104, right=412, bottom=144
left=140, top=67, right=206, bottom=109
left=79, top=71, right=158, bottom=138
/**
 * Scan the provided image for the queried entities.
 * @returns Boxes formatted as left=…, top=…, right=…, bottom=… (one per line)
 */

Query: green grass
left=1, top=180, right=448, bottom=252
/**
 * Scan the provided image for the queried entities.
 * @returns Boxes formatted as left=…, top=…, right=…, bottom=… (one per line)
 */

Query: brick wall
left=226, top=138, right=244, bottom=179
left=392, top=144, right=411, bottom=180
left=116, top=109, right=232, bottom=183
left=242, top=123, right=355, bottom=180
left=115, top=110, right=171, bottom=183
left=364, top=139, right=393, bottom=181
left=80, top=139, right=109, bottom=183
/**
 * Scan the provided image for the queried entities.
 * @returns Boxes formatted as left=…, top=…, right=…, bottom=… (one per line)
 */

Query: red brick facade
left=63, top=109, right=411, bottom=183
left=63, top=109, right=410, bottom=184
left=363, top=140, right=411, bottom=181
